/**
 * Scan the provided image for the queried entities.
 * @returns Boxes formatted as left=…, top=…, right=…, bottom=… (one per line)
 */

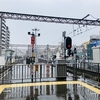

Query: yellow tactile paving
left=79, top=81, right=100, bottom=94
left=2, top=81, right=78, bottom=89
left=0, top=81, right=100, bottom=94
left=0, top=85, right=5, bottom=94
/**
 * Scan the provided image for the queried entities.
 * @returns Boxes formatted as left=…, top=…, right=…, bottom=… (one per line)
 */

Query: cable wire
left=67, top=25, right=86, bottom=36
left=89, top=14, right=100, bottom=20
left=71, top=26, right=99, bottom=38
left=49, top=37, right=62, bottom=45
left=50, top=14, right=100, bottom=45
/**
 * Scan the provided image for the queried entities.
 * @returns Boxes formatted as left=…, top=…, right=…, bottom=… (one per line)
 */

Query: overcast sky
left=0, top=0, right=100, bottom=46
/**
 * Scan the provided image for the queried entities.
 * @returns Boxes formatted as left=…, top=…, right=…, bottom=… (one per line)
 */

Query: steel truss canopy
left=0, top=11, right=100, bottom=26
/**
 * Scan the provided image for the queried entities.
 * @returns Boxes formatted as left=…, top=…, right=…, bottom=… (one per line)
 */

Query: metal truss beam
left=9, top=44, right=59, bottom=49
left=0, top=11, right=100, bottom=26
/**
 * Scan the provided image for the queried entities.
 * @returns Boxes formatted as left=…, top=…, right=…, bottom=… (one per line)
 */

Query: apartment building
left=0, top=18, right=10, bottom=55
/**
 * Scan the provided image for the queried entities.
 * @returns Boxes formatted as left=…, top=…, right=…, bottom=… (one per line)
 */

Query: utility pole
left=73, top=47, right=77, bottom=80
left=28, top=32, right=35, bottom=82
left=32, top=28, right=40, bottom=61
left=62, top=31, right=66, bottom=59
left=32, top=28, right=40, bottom=82
left=73, top=53, right=77, bottom=80
left=28, top=29, right=40, bottom=100
left=47, top=44, right=49, bottom=63
left=28, top=28, right=40, bottom=82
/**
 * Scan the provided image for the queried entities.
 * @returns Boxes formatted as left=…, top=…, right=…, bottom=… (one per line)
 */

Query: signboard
left=31, top=36, right=35, bottom=45
left=46, top=69, right=50, bottom=72
left=46, top=65, right=50, bottom=68
left=92, top=41, right=100, bottom=46
left=35, top=64, right=38, bottom=71
left=35, top=57, right=38, bottom=63
left=30, top=65, right=34, bottom=75
left=32, top=44, right=34, bottom=48
left=46, top=64, right=50, bottom=77
left=46, top=74, right=49, bottom=77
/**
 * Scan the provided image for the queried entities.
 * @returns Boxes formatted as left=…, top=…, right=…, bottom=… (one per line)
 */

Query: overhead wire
left=67, top=25, right=86, bottom=36
left=48, top=37, right=62, bottom=45
left=71, top=26, right=99, bottom=38
left=68, top=14, right=100, bottom=38
left=49, top=14, right=100, bottom=45
left=89, top=14, right=100, bottom=20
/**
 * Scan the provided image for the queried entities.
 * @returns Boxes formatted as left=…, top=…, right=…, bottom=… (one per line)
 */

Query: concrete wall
left=0, top=56, right=5, bottom=65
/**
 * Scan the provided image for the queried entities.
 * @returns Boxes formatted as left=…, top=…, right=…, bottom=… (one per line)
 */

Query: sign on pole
left=35, top=64, right=38, bottom=71
left=35, top=57, right=38, bottom=63
left=31, top=36, right=35, bottom=45
left=46, top=64, right=50, bottom=77
left=30, top=65, right=34, bottom=75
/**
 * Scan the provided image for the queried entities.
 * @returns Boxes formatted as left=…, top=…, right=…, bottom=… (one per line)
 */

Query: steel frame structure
left=10, top=44, right=59, bottom=49
left=0, top=11, right=100, bottom=26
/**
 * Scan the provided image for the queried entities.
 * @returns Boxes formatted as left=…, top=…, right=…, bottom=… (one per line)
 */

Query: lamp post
left=28, top=28, right=40, bottom=82
left=28, top=32, right=35, bottom=82
left=32, top=28, right=40, bottom=61
left=32, top=28, right=40, bottom=82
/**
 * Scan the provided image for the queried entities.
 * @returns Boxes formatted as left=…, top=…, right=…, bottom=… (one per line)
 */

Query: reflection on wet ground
left=0, top=82, right=100, bottom=100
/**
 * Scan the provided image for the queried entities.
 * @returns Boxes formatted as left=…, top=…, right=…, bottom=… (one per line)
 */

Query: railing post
left=31, top=65, right=33, bottom=82
left=73, top=59, right=74, bottom=78
left=40, top=64, right=42, bottom=82
left=35, top=71, right=36, bottom=82
left=98, top=63, right=99, bottom=84
left=22, top=65, right=23, bottom=83
left=73, top=54, right=77, bottom=80
left=2, top=66, right=4, bottom=84
left=31, top=74, right=33, bottom=82
left=83, top=62, right=85, bottom=81
left=51, top=64, right=53, bottom=78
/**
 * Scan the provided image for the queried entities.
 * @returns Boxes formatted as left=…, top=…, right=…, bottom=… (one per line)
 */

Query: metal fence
left=0, top=64, right=57, bottom=84
left=0, top=62, right=100, bottom=84
left=67, top=62, right=100, bottom=83
left=67, top=62, right=100, bottom=73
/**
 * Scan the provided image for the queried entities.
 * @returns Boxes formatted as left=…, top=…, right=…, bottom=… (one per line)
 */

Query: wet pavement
left=0, top=81, right=100, bottom=100
left=0, top=62, right=100, bottom=100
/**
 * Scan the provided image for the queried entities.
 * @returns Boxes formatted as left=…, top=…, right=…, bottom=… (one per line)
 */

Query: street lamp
left=28, top=28, right=40, bottom=82
left=28, top=31, right=35, bottom=83
left=28, top=28, right=40, bottom=59
left=28, top=28, right=40, bottom=99
left=32, top=28, right=40, bottom=61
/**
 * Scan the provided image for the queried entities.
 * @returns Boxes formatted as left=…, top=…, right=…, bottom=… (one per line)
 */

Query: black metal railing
left=67, top=62, right=100, bottom=73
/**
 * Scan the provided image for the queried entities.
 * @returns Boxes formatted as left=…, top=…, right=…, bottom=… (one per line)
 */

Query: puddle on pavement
left=0, top=83, right=100, bottom=100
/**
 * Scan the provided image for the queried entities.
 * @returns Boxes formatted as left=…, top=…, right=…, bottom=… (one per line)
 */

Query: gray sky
left=0, top=0, right=100, bottom=45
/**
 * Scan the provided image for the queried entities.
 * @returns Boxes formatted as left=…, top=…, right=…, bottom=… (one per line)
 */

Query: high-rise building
left=0, top=18, right=10, bottom=55
left=5, top=26, right=10, bottom=49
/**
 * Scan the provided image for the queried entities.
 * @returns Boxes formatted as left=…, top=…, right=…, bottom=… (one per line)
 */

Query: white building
left=5, top=26, right=10, bottom=49
left=0, top=18, right=10, bottom=55
left=92, top=46, right=100, bottom=63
